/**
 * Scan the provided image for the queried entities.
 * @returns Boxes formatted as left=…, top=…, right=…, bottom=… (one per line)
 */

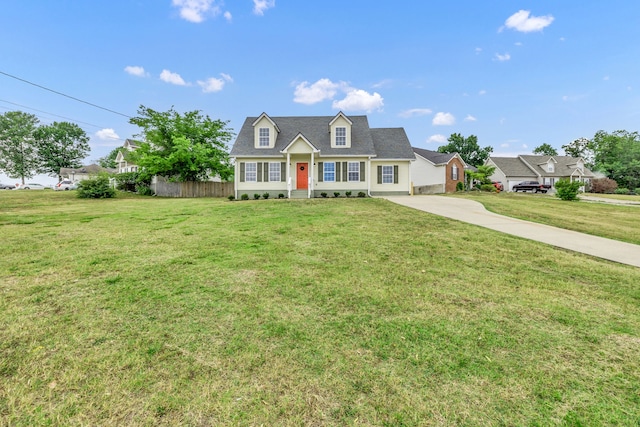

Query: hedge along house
left=230, top=112, right=415, bottom=199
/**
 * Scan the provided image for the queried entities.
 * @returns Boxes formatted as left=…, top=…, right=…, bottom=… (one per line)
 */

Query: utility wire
left=0, top=99, right=106, bottom=129
left=0, top=70, right=132, bottom=119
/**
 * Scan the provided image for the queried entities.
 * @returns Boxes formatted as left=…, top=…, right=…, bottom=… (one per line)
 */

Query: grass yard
left=1, top=191, right=640, bottom=426
left=453, top=192, right=640, bottom=246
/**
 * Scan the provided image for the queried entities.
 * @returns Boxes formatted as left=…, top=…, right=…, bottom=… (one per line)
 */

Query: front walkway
left=383, top=195, right=640, bottom=268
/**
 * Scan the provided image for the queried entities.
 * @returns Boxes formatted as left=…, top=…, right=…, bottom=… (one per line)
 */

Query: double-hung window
left=259, top=128, right=270, bottom=147
left=348, top=162, right=359, bottom=181
left=323, top=162, right=335, bottom=182
left=245, top=162, right=257, bottom=182
left=335, top=127, right=346, bottom=146
left=451, top=164, right=459, bottom=180
left=382, top=165, right=394, bottom=184
left=268, top=162, right=280, bottom=182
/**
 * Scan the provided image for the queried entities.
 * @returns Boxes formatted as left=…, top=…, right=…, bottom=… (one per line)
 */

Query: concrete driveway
left=383, top=195, right=640, bottom=268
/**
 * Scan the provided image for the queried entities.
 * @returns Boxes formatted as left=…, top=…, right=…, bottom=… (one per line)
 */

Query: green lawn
left=1, top=191, right=640, bottom=425
left=453, top=191, right=640, bottom=245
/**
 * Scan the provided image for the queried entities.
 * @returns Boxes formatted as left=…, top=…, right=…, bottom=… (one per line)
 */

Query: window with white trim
left=269, top=162, right=280, bottom=182
left=324, top=162, right=335, bottom=182
left=547, top=163, right=554, bottom=172
left=245, top=162, right=257, bottom=182
left=348, top=162, right=359, bottom=181
left=451, top=164, right=459, bottom=180
left=259, top=128, right=270, bottom=147
left=382, top=165, right=394, bottom=184
left=335, top=127, right=346, bottom=146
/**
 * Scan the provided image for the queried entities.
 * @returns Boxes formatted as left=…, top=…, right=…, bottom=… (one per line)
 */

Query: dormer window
left=547, top=162, right=554, bottom=173
left=336, top=127, right=346, bottom=146
left=259, top=128, right=270, bottom=147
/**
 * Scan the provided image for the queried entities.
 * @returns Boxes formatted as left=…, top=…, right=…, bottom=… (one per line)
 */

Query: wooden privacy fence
left=153, top=179, right=234, bottom=198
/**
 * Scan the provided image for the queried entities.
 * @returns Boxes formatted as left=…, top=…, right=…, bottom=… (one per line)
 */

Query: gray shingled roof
left=519, top=155, right=595, bottom=177
left=60, top=164, right=116, bottom=176
left=230, top=115, right=413, bottom=159
left=489, top=157, right=537, bottom=177
left=371, top=128, right=415, bottom=159
left=412, top=147, right=456, bottom=165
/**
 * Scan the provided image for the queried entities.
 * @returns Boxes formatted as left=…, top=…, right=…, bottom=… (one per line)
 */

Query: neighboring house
left=60, top=164, right=116, bottom=181
left=115, top=139, right=140, bottom=173
left=230, top=112, right=415, bottom=198
left=411, top=148, right=467, bottom=194
left=487, top=155, right=595, bottom=191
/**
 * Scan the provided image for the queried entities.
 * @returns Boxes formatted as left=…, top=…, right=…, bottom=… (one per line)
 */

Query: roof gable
left=252, top=112, right=280, bottom=133
left=413, top=147, right=459, bottom=165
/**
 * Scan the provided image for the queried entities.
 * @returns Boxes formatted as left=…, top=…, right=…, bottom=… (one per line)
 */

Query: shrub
left=278, top=193, right=285, bottom=199
left=227, top=195, right=235, bottom=201
left=253, top=193, right=261, bottom=200
left=456, top=182, right=464, bottom=192
left=635, top=188, right=640, bottom=195
left=614, top=188, right=630, bottom=195
left=321, top=192, right=328, bottom=198
left=357, top=191, right=366, bottom=198
left=590, top=177, right=618, bottom=194
left=76, top=174, right=116, bottom=199
left=555, top=178, right=583, bottom=201
left=480, top=184, right=497, bottom=192
left=262, top=192, right=270, bottom=199
left=333, top=192, right=340, bottom=198
left=240, top=193, right=249, bottom=200
left=136, top=184, right=154, bottom=196
left=345, top=191, right=352, bottom=197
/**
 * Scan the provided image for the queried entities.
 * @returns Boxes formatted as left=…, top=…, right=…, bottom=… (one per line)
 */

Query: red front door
left=296, top=163, right=308, bottom=190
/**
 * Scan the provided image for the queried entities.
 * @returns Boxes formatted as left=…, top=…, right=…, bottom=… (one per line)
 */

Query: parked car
left=15, top=183, right=47, bottom=190
left=54, top=180, right=78, bottom=191
left=491, top=181, right=504, bottom=191
left=0, top=182, right=15, bottom=190
left=512, top=181, right=552, bottom=193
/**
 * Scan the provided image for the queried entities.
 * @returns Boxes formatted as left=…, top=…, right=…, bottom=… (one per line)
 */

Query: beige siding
left=252, top=116, right=278, bottom=149
left=370, top=161, right=411, bottom=194
left=329, top=116, right=352, bottom=148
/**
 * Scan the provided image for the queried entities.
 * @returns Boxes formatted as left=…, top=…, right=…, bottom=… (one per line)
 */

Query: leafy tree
left=532, top=143, right=558, bottom=156
left=128, top=105, right=234, bottom=182
left=591, top=130, right=640, bottom=191
left=562, top=137, right=594, bottom=167
left=0, top=111, right=40, bottom=184
left=33, top=121, right=90, bottom=180
left=465, top=164, right=496, bottom=188
left=97, top=147, right=121, bottom=169
left=554, top=178, right=583, bottom=201
left=437, top=133, right=493, bottom=167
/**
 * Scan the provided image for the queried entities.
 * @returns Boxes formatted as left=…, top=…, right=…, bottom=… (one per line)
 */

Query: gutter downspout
left=367, top=157, right=373, bottom=197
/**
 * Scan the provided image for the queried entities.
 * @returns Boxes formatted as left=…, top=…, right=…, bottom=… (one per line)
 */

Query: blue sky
left=2, top=1, right=639, bottom=184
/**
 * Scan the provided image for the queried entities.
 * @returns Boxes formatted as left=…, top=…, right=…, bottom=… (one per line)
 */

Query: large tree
left=592, top=130, right=640, bottom=190
left=437, top=133, right=493, bottom=167
left=562, top=137, right=595, bottom=167
left=532, top=143, right=558, bottom=156
left=96, top=147, right=121, bottom=169
left=34, top=121, right=90, bottom=180
left=128, top=105, right=234, bottom=182
left=0, top=111, right=40, bottom=184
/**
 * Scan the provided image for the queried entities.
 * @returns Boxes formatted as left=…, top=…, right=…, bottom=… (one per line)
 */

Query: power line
left=0, top=99, right=106, bottom=129
left=0, top=70, right=132, bottom=119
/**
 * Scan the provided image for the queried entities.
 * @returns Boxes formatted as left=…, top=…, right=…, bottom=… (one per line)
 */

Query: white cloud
left=253, top=0, right=275, bottom=16
left=95, top=128, right=120, bottom=141
left=514, top=42, right=523, bottom=46
left=197, top=73, right=233, bottom=93
left=500, top=143, right=510, bottom=148
left=603, top=75, right=610, bottom=81
left=427, top=134, right=447, bottom=144
left=160, top=69, right=188, bottom=86
left=475, top=47, right=482, bottom=54
left=398, top=108, right=432, bottom=118
left=479, top=90, right=487, bottom=95
left=503, top=10, right=554, bottom=33
left=124, top=65, right=148, bottom=77
left=332, top=89, right=384, bottom=113
left=522, top=144, right=528, bottom=149
left=172, top=0, right=222, bottom=23
left=224, top=11, right=232, bottom=21
left=293, top=79, right=344, bottom=105
left=432, top=112, right=455, bottom=126
left=494, top=53, right=511, bottom=62
left=372, top=79, right=393, bottom=89
left=464, top=114, right=477, bottom=122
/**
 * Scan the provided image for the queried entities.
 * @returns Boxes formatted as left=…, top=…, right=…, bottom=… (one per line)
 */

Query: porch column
left=310, top=152, right=315, bottom=198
